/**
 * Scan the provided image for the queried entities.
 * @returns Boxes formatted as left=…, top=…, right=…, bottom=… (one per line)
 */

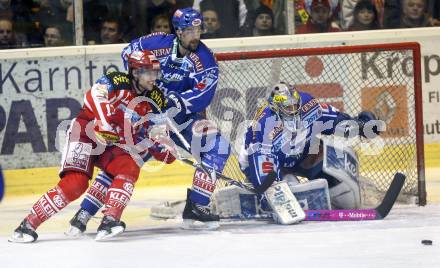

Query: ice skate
left=182, top=189, right=220, bottom=230
left=65, top=209, right=91, bottom=237
left=95, top=216, right=126, bottom=241
left=8, top=219, right=38, bottom=243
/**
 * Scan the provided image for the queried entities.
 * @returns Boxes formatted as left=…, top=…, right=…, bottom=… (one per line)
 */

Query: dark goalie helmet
left=268, top=82, right=302, bottom=132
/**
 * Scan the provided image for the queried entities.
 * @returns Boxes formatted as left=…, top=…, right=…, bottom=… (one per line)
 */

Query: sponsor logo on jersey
left=162, top=72, right=184, bottom=82
left=112, top=74, right=130, bottom=86
left=195, top=75, right=214, bottom=90
left=123, top=182, right=134, bottom=194
left=195, top=81, right=206, bottom=90
left=302, top=108, right=322, bottom=128
left=189, top=52, right=204, bottom=72
left=167, top=63, right=182, bottom=70
left=52, top=194, right=66, bottom=208
left=301, top=98, right=319, bottom=113
left=257, top=155, right=275, bottom=177
left=152, top=48, right=172, bottom=57
left=268, top=123, right=283, bottom=140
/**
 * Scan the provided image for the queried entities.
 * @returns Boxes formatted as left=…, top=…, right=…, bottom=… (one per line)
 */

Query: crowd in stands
left=0, top=0, right=438, bottom=49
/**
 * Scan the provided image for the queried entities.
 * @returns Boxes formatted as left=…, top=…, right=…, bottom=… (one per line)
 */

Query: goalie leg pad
left=211, top=185, right=267, bottom=219
left=330, top=181, right=361, bottom=209
left=265, top=181, right=305, bottom=224
left=289, top=178, right=331, bottom=210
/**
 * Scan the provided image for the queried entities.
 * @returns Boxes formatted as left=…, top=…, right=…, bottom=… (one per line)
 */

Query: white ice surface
left=1, top=188, right=439, bottom=268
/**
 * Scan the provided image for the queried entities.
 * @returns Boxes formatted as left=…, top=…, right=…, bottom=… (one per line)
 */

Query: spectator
left=0, top=18, right=16, bottom=48
left=428, top=0, right=440, bottom=26
left=83, top=0, right=134, bottom=45
left=35, top=0, right=73, bottom=45
left=348, top=0, right=380, bottom=31
left=146, top=0, right=178, bottom=33
left=295, top=0, right=340, bottom=34
left=400, top=0, right=431, bottom=28
left=384, top=0, right=431, bottom=29
left=150, top=14, right=172, bottom=34
left=341, top=0, right=384, bottom=30
left=201, top=9, right=222, bottom=38
left=200, top=0, right=239, bottom=37
left=37, top=0, right=71, bottom=29
left=43, top=25, right=66, bottom=46
left=99, top=17, right=124, bottom=44
left=239, top=4, right=275, bottom=36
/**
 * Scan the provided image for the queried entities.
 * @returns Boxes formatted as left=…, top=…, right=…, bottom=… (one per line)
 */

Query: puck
left=421, top=240, right=433, bottom=245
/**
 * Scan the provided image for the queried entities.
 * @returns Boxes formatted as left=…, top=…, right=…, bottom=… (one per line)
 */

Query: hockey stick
left=304, top=172, right=406, bottom=221
left=165, top=117, right=276, bottom=195
left=179, top=158, right=276, bottom=195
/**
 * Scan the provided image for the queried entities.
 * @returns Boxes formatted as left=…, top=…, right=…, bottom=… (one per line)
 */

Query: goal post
left=207, top=42, right=426, bottom=205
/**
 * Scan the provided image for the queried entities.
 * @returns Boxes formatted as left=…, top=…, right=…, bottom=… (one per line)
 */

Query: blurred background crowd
left=0, top=0, right=438, bottom=49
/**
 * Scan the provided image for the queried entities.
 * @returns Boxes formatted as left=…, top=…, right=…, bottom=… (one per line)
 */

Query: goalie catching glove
left=356, top=111, right=384, bottom=138
left=337, top=111, right=385, bottom=139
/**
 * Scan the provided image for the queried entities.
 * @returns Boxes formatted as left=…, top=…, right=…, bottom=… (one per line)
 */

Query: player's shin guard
left=9, top=172, right=88, bottom=243
left=102, top=175, right=135, bottom=220
left=81, top=171, right=112, bottom=216
left=190, top=165, right=217, bottom=206
left=67, top=172, right=112, bottom=236
left=96, top=175, right=134, bottom=241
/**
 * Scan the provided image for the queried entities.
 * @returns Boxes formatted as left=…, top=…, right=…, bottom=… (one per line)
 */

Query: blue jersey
left=240, top=91, right=351, bottom=187
left=122, top=33, right=219, bottom=114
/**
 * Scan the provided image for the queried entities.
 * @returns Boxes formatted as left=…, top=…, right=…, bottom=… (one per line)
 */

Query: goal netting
left=206, top=42, right=425, bottom=205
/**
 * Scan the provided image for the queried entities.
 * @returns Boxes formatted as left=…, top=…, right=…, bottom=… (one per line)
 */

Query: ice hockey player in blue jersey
left=67, top=7, right=229, bottom=233
left=238, top=82, right=382, bottom=214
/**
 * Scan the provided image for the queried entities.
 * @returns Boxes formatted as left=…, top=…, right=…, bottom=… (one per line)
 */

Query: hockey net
left=206, top=42, right=425, bottom=205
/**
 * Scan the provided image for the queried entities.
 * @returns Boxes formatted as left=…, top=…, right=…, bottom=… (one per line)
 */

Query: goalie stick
left=151, top=172, right=406, bottom=221
left=304, top=172, right=406, bottom=221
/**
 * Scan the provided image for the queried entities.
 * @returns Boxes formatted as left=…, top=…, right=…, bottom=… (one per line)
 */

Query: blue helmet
left=172, top=7, right=204, bottom=31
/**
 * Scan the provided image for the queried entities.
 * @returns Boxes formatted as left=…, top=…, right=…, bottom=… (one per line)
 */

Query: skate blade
left=8, top=232, right=36, bottom=243
left=181, top=219, right=220, bottom=230
left=64, top=226, right=84, bottom=238
left=95, top=226, right=125, bottom=241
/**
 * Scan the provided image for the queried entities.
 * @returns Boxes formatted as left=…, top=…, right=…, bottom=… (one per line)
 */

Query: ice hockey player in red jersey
left=9, top=49, right=175, bottom=243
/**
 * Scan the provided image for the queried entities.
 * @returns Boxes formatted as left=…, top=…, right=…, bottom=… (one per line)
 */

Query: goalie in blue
left=238, top=82, right=383, bottom=214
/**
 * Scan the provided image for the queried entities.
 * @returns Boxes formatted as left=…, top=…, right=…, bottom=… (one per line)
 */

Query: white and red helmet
left=127, top=50, right=160, bottom=71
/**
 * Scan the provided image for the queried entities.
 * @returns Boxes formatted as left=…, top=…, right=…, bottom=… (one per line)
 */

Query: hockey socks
left=102, top=175, right=135, bottom=220
left=80, top=171, right=112, bottom=216
left=10, top=172, right=88, bottom=243
left=190, top=166, right=217, bottom=206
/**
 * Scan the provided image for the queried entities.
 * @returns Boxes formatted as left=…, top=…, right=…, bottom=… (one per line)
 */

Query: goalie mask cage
left=207, top=42, right=425, bottom=205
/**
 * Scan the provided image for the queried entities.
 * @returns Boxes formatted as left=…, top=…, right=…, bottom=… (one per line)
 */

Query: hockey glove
left=148, top=137, right=177, bottom=164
